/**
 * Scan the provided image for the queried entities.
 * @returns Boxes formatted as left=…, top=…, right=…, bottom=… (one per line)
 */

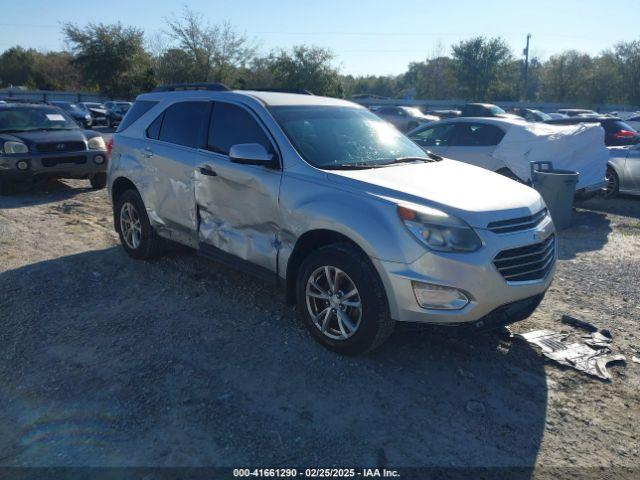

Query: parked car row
left=371, top=101, right=640, bottom=148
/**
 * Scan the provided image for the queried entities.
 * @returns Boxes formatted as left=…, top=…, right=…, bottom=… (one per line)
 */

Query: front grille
left=36, top=141, right=86, bottom=153
left=487, top=208, right=548, bottom=234
left=41, top=156, right=87, bottom=167
left=493, top=234, right=555, bottom=282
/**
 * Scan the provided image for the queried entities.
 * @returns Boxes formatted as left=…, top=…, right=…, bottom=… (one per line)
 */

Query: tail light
left=106, top=137, right=113, bottom=157
left=612, top=130, right=636, bottom=139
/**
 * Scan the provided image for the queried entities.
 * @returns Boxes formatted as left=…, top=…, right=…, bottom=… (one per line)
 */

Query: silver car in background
left=605, top=144, right=640, bottom=197
left=108, top=85, right=555, bottom=354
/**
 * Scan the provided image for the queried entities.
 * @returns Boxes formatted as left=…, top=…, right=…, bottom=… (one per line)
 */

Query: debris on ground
left=515, top=329, right=626, bottom=381
left=632, top=357, right=640, bottom=365
left=561, top=314, right=598, bottom=333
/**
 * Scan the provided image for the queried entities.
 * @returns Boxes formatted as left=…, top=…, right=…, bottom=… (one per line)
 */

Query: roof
left=137, top=89, right=359, bottom=108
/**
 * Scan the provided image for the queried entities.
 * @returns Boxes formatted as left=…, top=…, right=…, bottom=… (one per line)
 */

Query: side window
left=451, top=124, right=505, bottom=147
left=117, top=100, right=158, bottom=132
left=158, top=101, right=209, bottom=148
left=411, top=124, right=455, bottom=147
left=208, top=102, right=273, bottom=155
left=146, top=113, right=163, bottom=140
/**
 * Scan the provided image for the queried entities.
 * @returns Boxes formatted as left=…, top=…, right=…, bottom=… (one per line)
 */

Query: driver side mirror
left=229, top=143, right=276, bottom=167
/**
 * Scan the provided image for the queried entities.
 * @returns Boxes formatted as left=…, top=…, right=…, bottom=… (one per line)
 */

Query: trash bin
left=530, top=161, right=579, bottom=230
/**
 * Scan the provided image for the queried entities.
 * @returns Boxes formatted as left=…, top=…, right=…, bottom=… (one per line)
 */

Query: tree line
left=1, top=7, right=639, bottom=106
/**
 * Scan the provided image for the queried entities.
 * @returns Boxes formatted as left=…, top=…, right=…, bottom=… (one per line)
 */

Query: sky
left=0, top=0, right=638, bottom=76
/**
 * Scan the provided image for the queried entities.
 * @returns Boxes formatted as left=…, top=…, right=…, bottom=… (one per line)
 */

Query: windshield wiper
left=376, top=156, right=432, bottom=166
left=322, top=162, right=379, bottom=170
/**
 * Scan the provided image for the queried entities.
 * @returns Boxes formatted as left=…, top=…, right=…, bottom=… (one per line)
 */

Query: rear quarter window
left=116, top=100, right=158, bottom=132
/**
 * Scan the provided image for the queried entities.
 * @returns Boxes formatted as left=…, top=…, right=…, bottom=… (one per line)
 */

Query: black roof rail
left=152, top=83, right=230, bottom=92
left=252, top=88, right=313, bottom=95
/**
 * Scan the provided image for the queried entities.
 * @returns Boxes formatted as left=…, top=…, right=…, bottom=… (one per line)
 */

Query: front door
left=194, top=101, right=282, bottom=274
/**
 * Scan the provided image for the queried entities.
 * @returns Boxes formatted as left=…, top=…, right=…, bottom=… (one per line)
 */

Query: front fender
left=277, top=173, right=425, bottom=277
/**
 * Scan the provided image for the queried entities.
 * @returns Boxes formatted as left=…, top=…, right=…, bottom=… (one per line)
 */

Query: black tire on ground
left=90, top=173, right=107, bottom=190
left=0, top=174, right=14, bottom=196
left=602, top=166, right=619, bottom=199
left=114, top=189, right=165, bottom=260
left=296, top=242, right=394, bottom=355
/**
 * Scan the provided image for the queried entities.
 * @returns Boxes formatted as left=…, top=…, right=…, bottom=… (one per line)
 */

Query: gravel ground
left=0, top=179, right=638, bottom=474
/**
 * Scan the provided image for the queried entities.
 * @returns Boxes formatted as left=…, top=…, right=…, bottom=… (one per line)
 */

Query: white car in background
left=407, top=117, right=608, bottom=194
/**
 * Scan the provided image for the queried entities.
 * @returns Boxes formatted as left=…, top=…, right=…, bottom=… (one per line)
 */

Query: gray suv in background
left=108, top=84, right=556, bottom=354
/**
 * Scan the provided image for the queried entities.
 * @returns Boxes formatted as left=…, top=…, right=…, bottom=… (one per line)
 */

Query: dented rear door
left=194, top=101, right=282, bottom=274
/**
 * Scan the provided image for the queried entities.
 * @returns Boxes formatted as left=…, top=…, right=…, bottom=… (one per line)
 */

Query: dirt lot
left=0, top=179, right=639, bottom=474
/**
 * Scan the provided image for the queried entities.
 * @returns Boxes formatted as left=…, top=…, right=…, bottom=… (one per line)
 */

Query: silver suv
left=108, top=84, right=556, bottom=354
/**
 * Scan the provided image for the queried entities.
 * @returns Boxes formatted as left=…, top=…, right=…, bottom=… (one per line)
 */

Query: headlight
left=88, top=136, right=106, bottom=150
left=398, top=204, right=482, bottom=252
left=2, top=141, right=29, bottom=154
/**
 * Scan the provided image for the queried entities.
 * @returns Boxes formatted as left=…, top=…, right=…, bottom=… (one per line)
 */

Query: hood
left=496, top=113, right=523, bottom=120
left=1, top=129, right=97, bottom=148
left=326, top=159, right=544, bottom=228
left=89, top=107, right=108, bottom=116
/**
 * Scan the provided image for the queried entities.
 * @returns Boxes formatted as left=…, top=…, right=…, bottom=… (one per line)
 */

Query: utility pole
left=523, top=33, right=531, bottom=102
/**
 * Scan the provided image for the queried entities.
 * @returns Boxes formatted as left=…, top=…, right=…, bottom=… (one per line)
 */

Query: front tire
left=602, top=166, right=619, bottom=199
left=90, top=173, right=107, bottom=190
left=114, top=189, right=164, bottom=259
left=296, top=243, right=394, bottom=355
left=0, top=174, right=14, bottom=196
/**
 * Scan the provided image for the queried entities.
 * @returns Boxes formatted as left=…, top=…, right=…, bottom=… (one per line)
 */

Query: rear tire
left=114, top=189, right=164, bottom=260
left=90, top=173, right=107, bottom=190
left=296, top=242, right=394, bottom=355
left=602, top=166, right=619, bottom=199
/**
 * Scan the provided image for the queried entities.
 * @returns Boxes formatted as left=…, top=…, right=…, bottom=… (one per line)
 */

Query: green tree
left=0, top=47, right=39, bottom=87
left=615, top=40, right=640, bottom=106
left=539, top=50, right=592, bottom=103
left=165, top=7, right=255, bottom=84
left=405, top=57, right=459, bottom=99
left=63, top=22, right=155, bottom=98
left=260, top=46, right=343, bottom=97
left=451, top=37, right=513, bottom=101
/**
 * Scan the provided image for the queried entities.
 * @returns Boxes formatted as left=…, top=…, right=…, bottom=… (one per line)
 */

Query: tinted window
left=451, top=123, right=505, bottom=147
left=146, top=112, right=163, bottom=139
left=158, top=101, right=209, bottom=148
left=410, top=124, right=456, bottom=147
left=208, top=102, right=272, bottom=155
left=117, top=100, right=158, bottom=132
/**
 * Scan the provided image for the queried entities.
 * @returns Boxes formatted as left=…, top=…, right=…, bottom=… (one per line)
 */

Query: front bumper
left=373, top=215, right=556, bottom=325
left=0, top=151, right=107, bottom=180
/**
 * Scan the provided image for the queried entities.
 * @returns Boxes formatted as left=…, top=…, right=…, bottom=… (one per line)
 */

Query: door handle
left=199, top=166, right=217, bottom=176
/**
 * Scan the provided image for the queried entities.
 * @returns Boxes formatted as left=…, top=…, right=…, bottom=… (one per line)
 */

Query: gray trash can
left=530, top=161, right=579, bottom=230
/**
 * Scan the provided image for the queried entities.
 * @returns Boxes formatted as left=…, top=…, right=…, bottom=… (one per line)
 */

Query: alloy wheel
left=120, top=202, right=142, bottom=249
left=305, top=266, right=362, bottom=340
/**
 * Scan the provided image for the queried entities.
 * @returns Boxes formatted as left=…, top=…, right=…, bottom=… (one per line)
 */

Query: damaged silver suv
left=108, top=84, right=556, bottom=354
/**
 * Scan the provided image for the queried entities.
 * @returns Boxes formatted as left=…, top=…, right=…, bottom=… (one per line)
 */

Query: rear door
left=409, top=123, right=455, bottom=156
left=194, top=101, right=282, bottom=275
left=144, top=100, right=209, bottom=240
left=445, top=122, right=506, bottom=170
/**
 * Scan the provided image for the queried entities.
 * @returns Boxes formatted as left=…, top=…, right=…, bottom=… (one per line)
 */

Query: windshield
left=532, top=110, right=551, bottom=121
left=270, top=106, right=428, bottom=169
left=0, top=106, right=79, bottom=133
left=403, top=107, right=424, bottom=117
left=489, top=105, right=507, bottom=115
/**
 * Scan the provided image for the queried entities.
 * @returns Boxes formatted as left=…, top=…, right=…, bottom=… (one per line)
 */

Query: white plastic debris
left=515, top=329, right=626, bottom=381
